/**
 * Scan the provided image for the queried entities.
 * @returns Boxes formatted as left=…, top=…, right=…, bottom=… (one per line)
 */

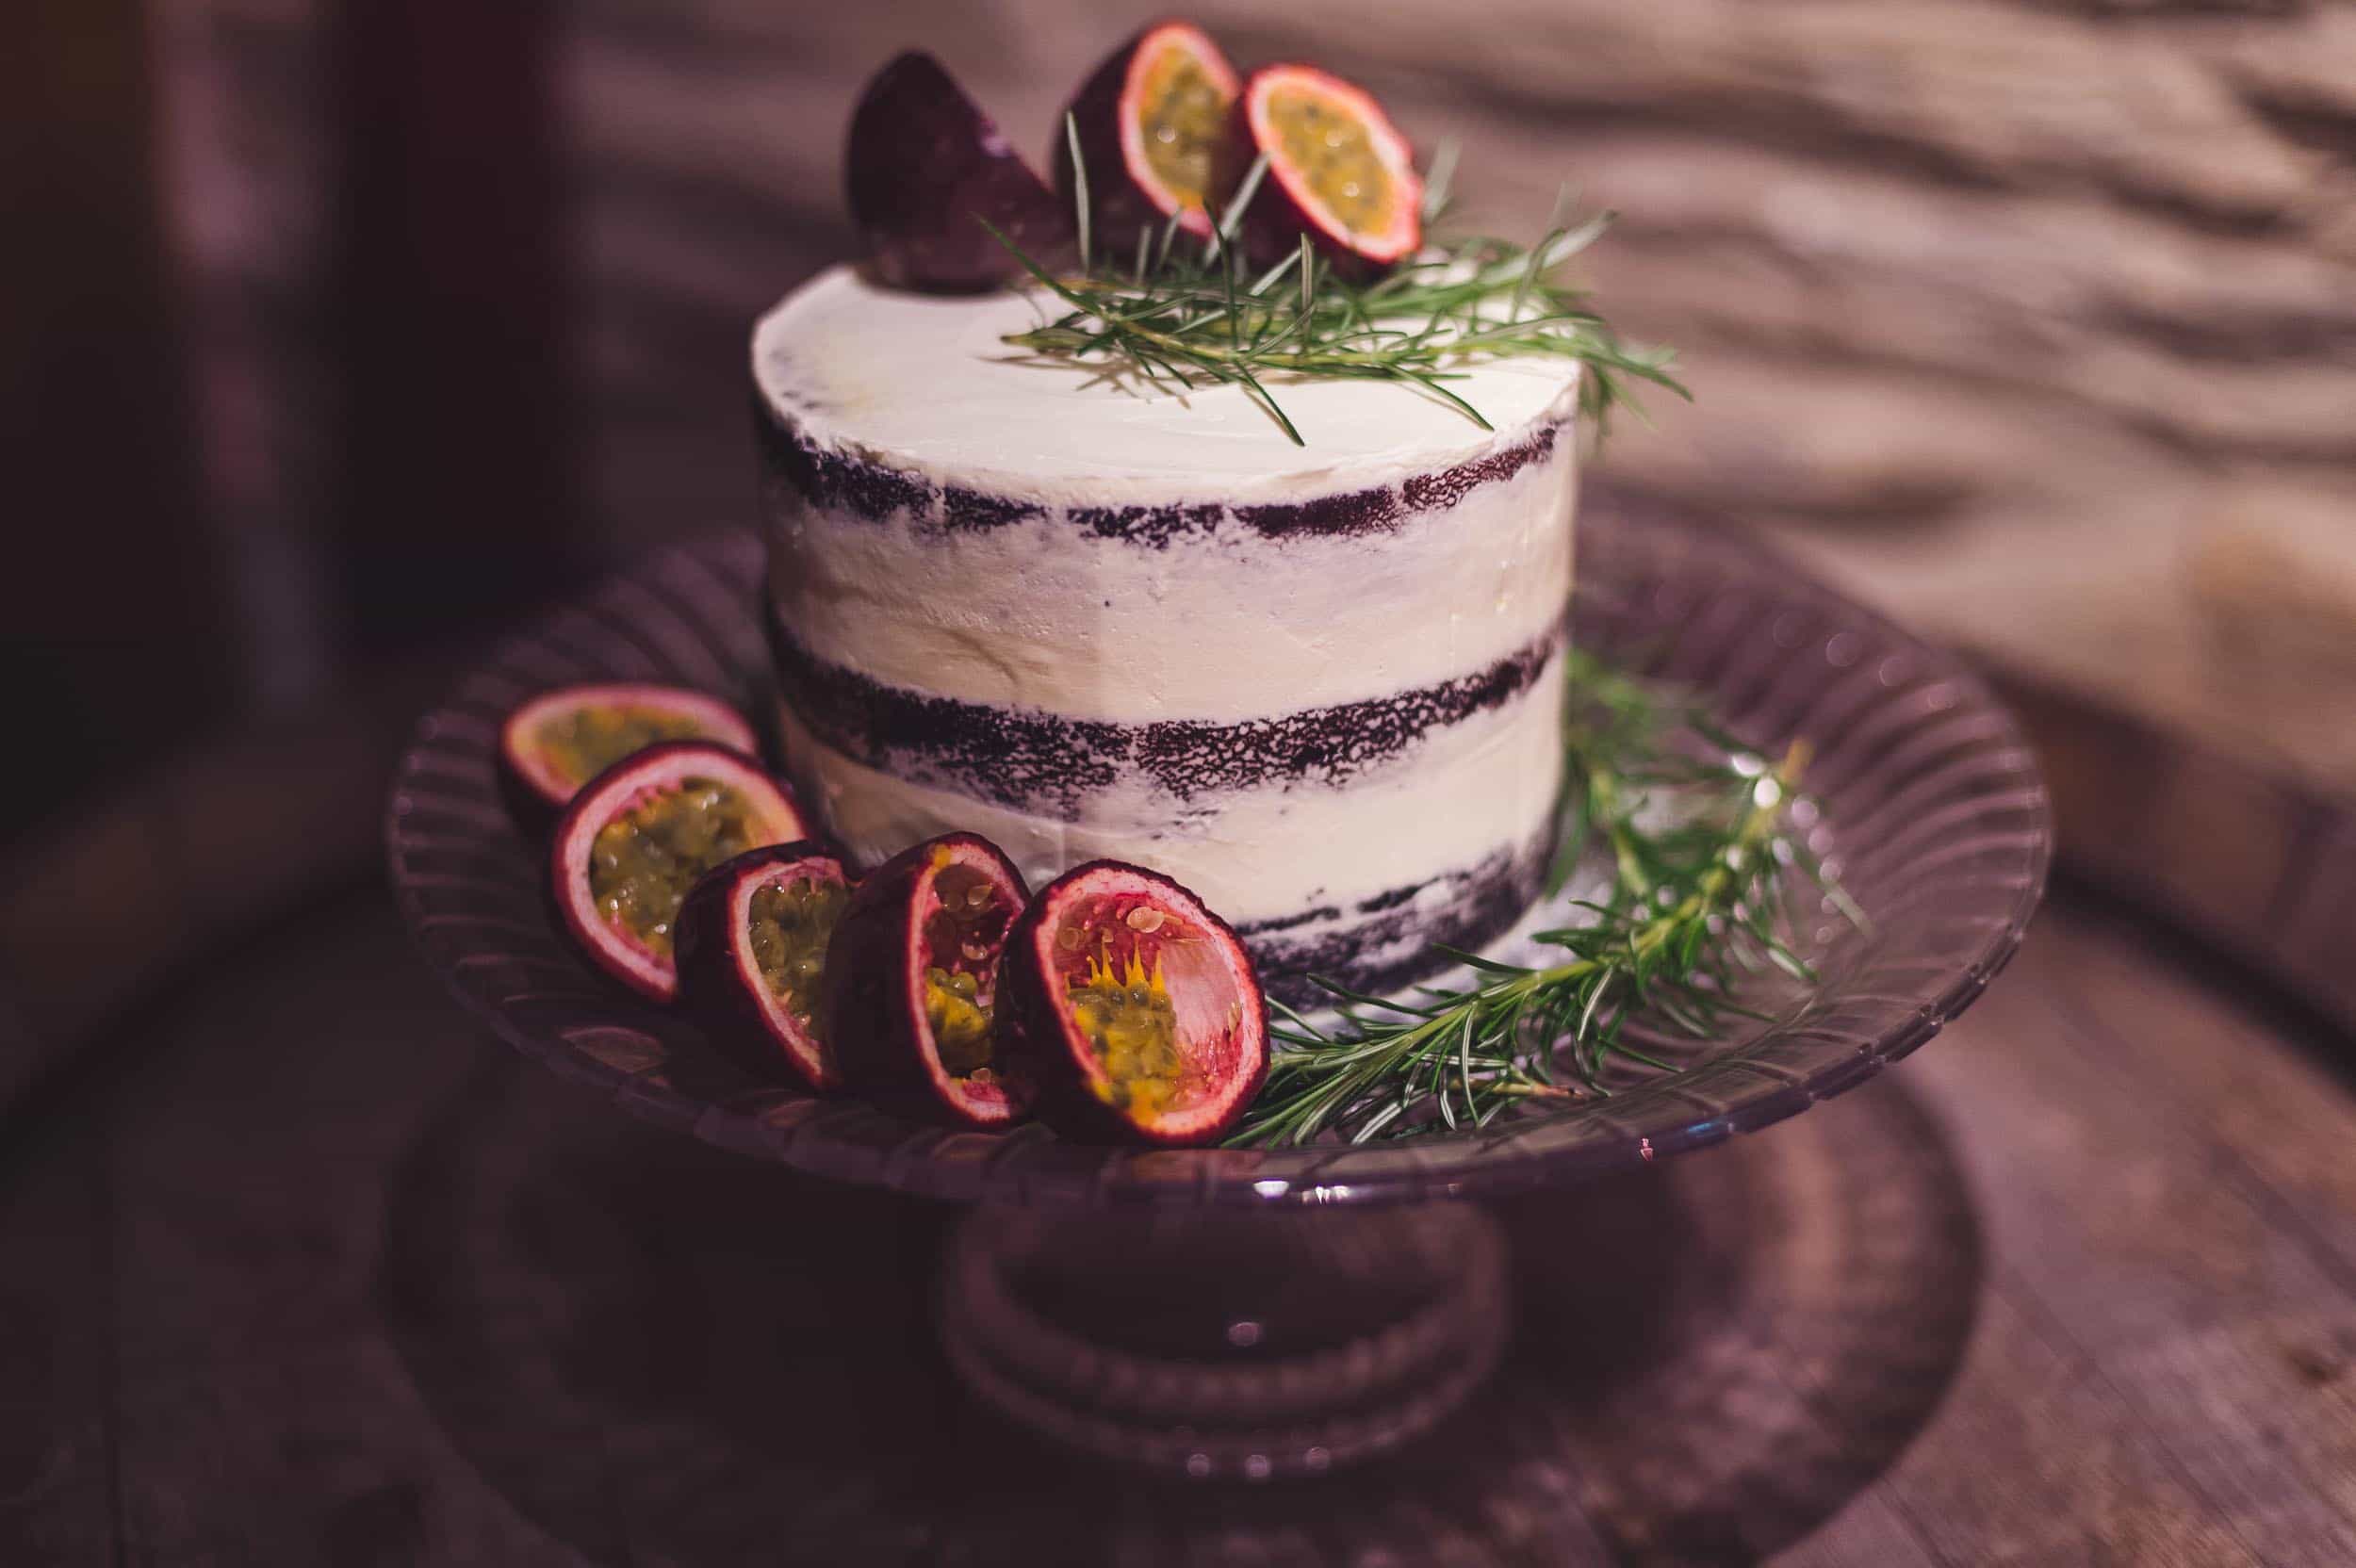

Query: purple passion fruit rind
left=1054, top=22, right=1241, bottom=247
left=675, top=842, right=852, bottom=1091
left=1227, top=64, right=1422, bottom=285
left=846, top=51, right=1074, bottom=293
left=499, top=683, right=761, bottom=826
left=1000, top=859, right=1268, bottom=1148
left=821, top=832, right=1034, bottom=1129
left=548, top=742, right=811, bottom=1004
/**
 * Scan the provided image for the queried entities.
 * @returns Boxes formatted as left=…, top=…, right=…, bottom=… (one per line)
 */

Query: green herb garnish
left=984, top=123, right=1687, bottom=447
left=1227, top=653, right=1857, bottom=1148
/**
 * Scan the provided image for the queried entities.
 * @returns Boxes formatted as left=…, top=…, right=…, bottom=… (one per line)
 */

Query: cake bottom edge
left=1239, top=835, right=1551, bottom=1008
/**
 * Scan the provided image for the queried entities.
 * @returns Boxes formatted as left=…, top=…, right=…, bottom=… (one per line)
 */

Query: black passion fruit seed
left=588, top=776, right=767, bottom=959
left=1065, top=949, right=1184, bottom=1119
left=539, top=707, right=712, bottom=792
left=1232, top=64, right=1422, bottom=281
left=552, top=743, right=811, bottom=1005
left=1056, top=23, right=1241, bottom=245
left=1264, top=85, right=1393, bottom=236
left=1001, top=859, right=1269, bottom=1147
left=500, top=683, right=761, bottom=821
left=749, top=874, right=848, bottom=1023
left=675, top=844, right=849, bottom=1090
left=924, top=966, right=992, bottom=1075
left=1137, top=48, right=1233, bottom=213
left=823, top=832, right=1034, bottom=1129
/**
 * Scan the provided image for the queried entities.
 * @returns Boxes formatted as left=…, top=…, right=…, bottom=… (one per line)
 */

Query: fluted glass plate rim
left=385, top=510, right=2050, bottom=1209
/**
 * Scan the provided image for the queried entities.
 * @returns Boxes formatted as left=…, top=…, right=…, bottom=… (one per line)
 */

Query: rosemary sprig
left=983, top=131, right=1687, bottom=446
left=1227, top=653, right=1848, bottom=1149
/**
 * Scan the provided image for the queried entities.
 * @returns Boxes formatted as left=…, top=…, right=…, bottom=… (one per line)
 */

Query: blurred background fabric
left=7, top=0, right=2353, bottom=825
left=18, top=0, right=2356, bottom=781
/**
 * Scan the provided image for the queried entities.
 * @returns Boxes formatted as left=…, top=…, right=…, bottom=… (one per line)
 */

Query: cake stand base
left=939, top=1204, right=1509, bottom=1480
left=382, top=1054, right=1981, bottom=1560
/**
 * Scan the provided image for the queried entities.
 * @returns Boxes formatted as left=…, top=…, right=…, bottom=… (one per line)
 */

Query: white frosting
left=777, top=648, right=1564, bottom=928
left=766, top=444, right=1575, bottom=721
left=751, top=266, right=1585, bottom=958
left=753, top=267, right=1583, bottom=500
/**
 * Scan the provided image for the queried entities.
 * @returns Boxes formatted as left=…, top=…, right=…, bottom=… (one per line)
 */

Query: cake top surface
left=753, top=266, right=1581, bottom=501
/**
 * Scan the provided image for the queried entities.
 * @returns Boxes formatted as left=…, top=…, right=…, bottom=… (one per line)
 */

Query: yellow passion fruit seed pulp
left=538, top=706, right=712, bottom=790
left=1137, top=44, right=1230, bottom=216
left=1068, top=944, right=1185, bottom=1119
left=1266, top=85, right=1392, bottom=236
left=747, top=875, right=846, bottom=1021
left=588, top=777, right=763, bottom=958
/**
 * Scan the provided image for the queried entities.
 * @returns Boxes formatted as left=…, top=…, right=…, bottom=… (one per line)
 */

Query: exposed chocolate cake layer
left=756, top=396, right=1564, bottom=545
left=1240, top=839, right=1550, bottom=1006
left=768, top=606, right=1562, bottom=814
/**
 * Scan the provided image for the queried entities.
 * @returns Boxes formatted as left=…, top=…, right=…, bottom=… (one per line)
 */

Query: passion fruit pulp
left=499, top=683, right=759, bottom=824
left=822, top=832, right=1034, bottom=1129
left=1001, top=860, right=1268, bottom=1148
left=676, top=843, right=852, bottom=1091
left=846, top=51, right=1074, bottom=293
left=1055, top=22, right=1241, bottom=246
left=1230, top=64, right=1422, bottom=283
left=548, top=742, right=811, bottom=1004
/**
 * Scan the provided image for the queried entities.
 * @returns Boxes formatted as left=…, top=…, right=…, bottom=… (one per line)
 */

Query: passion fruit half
left=1055, top=22, right=1241, bottom=246
left=549, top=742, right=811, bottom=1004
left=1001, top=860, right=1268, bottom=1148
left=1231, top=64, right=1422, bottom=283
left=845, top=50, right=1073, bottom=292
left=675, top=843, right=852, bottom=1091
left=822, top=832, right=1033, bottom=1129
left=499, top=683, right=760, bottom=825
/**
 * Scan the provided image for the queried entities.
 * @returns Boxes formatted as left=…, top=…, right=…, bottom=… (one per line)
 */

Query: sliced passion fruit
left=1231, top=64, right=1422, bottom=283
left=1002, top=860, right=1268, bottom=1148
left=1055, top=22, right=1241, bottom=245
left=676, top=843, right=852, bottom=1091
left=500, top=683, right=760, bottom=825
left=549, top=743, right=811, bottom=1004
left=845, top=50, right=1073, bottom=292
left=821, top=833, right=1033, bottom=1129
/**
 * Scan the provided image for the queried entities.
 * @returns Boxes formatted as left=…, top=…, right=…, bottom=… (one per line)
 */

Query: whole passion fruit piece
left=676, top=842, right=852, bottom=1091
left=846, top=50, right=1073, bottom=292
left=1230, top=64, right=1422, bottom=283
left=1055, top=22, right=1241, bottom=247
left=549, top=742, right=811, bottom=1004
left=822, top=833, right=1033, bottom=1129
left=1001, top=860, right=1268, bottom=1148
left=499, top=683, right=759, bottom=825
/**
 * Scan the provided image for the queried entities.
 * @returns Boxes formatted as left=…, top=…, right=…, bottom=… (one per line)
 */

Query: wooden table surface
left=4, top=867, right=2353, bottom=1565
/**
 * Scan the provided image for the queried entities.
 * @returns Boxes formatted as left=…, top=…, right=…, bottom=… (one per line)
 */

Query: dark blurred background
left=4, top=0, right=2353, bottom=1042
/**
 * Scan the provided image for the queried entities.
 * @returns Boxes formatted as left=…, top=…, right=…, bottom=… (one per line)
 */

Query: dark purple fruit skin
left=820, top=832, right=1033, bottom=1128
left=1051, top=28, right=1198, bottom=257
left=846, top=51, right=1074, bottom=293
left=1222, top=96, right=1401, bottom=286
left=497, top=686, right=762, bottom=836
left=675, top=841, right=847, bottom=1092
left=999, top=859, right=1271, bottom=1149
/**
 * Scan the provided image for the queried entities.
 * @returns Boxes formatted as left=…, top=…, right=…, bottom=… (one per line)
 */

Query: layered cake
left=752, top=268, right=1580, bottom=1000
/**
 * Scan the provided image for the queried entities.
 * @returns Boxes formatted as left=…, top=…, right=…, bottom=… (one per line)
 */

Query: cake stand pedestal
left=941, top=1204, right=1509, bottom=1478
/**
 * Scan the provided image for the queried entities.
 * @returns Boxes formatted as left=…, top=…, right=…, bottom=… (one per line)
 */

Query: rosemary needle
left=1227, top=655, right=1849, bottom=1149
left=982, top=139, right=1686, bottom=447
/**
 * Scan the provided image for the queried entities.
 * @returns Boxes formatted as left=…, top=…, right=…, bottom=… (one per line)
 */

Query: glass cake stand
left=386, top=507, right=2049, bottom=1480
